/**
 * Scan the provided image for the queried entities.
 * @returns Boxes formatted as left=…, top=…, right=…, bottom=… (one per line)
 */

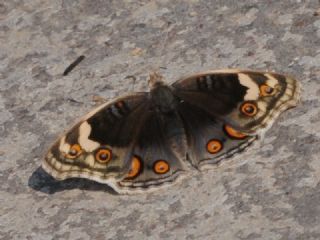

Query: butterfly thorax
left=150, top=82, right=178, bottom=113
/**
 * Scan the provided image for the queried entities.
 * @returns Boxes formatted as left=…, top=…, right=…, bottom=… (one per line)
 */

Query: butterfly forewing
left=43, top=93, right=149, bottom=185
left=172, top=69, right=300, bottom=134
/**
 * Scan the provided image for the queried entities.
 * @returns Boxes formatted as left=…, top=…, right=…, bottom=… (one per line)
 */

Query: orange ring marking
left=126, top=156, right=141, bottom=178
left=95, top=148, right=112, bottom=163
left=153, top=160, right=170, bottom=174
left=206, top=139, right=223, bottom=154
left=66, top=144, right=82, bottom=159
left=224, top=125, right=247, bottom=139
left=240, top=102, right=258, bottom=117
left=260, top=84, right=274, bottom=96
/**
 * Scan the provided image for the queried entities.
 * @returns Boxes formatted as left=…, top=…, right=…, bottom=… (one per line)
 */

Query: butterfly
left=42, top=69, right=300, bottom=194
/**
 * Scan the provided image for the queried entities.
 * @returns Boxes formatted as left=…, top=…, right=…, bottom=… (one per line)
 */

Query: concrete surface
left=1, top=0, right=320, bottom=239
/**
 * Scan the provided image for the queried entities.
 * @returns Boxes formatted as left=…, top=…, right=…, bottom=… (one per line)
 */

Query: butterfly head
left=148, top=72, right=165, bottom=89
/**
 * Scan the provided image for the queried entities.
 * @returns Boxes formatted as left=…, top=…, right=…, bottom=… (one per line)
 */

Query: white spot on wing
left=59, top=136, right=70, bottom=154
left=60, top=164, right=72, bottom=171
left=238, top=73, right=260, bottom=100
left=54, top=160, right=62, bottom=170
left=257, top=101, right=267, bottom=113
left=78, top=121, right=100, bottom=152
left=264, top=73, right=279, bottom=88
left=84, top=155, right=95, bottom=167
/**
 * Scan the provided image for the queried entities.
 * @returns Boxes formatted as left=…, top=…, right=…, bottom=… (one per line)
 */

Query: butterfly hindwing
left=177, top=100, right=257, bottom=169
left=117, top=109, right=189, bottom=193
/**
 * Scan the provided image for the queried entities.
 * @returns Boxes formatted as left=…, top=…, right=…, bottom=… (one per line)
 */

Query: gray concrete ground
left=1, top=1, right=320, bottom=239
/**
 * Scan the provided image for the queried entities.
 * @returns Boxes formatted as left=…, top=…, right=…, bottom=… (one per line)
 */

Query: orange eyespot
left=240, top=102, right=258, bottom=117
left=126, top=156, right=141, bottom=179
left=66, top=144, right=82, bottom=159
left=206, top=139, right=223, bottom=154
left=153, top=160, right=170, bottom=174
left=260, top=84, right=274, bottom=96
left=95, top=148, right=112, bottom=163
left=224, top=125, right=247, bottom=139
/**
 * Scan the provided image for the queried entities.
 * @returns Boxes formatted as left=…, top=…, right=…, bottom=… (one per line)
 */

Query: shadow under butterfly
left=42, top=69, right=300, bottom=194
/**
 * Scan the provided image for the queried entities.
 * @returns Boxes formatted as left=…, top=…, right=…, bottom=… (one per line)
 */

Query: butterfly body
left=43, top=69, right=300, bottom=194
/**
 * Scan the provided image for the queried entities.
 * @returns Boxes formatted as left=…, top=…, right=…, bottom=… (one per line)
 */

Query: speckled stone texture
left=1, top=0, right=320, bottom=239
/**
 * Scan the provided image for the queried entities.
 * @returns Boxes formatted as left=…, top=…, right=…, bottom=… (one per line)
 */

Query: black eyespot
left=241, top=102, right=258, bottom=117
left=66, top=144, right=82, bottom=159
left=260, top=84, right=275, bottom=96
left=95, top=148, right=112, bottom=163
